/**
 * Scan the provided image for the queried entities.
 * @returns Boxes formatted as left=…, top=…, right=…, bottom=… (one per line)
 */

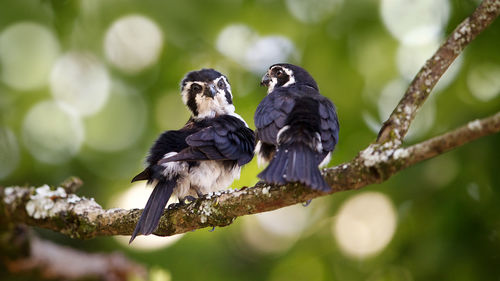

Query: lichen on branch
left=1, top=111, right=499, bottom=239
left=377, top=0, right=500, bottom=145
left=0, top=0, right=499, bottom=240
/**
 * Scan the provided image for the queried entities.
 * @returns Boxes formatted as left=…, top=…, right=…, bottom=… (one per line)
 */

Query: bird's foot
left=302, top=199, right=312, bottom=207
left=179, top=196, right=197, bottom=206
left=195, top=189, right=204, bottom=198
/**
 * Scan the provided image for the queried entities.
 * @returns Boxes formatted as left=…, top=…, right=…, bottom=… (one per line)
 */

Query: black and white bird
left=254, top=63, right=339, bottom=191
left=130, top=69, right=255, bottom=243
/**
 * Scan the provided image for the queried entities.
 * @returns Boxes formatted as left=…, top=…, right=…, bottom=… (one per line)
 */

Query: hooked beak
left=203, top=84, right=217, bottom=98
left=260, top=73, right=271, bottom=87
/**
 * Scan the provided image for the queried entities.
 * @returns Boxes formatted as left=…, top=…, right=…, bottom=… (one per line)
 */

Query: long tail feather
left=129, top=179, right=176, bottom=243
left=258, top=144, right=330, bottom=191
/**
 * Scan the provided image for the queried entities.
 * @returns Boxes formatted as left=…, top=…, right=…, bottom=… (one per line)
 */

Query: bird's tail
left=258, top=143, right=330, bottom=191
left=129, top=179, right=175, bottom=243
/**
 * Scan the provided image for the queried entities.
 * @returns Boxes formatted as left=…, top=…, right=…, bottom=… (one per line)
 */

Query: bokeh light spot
left=216, top=24, right=257, bottom=63
left=255, top=204, right=309, bottom=237
left=285, top=0, right=343, bottom=24
left=84, top=82, right=146, bottom=152
left=104, top=14, right=164, bottom=74
left=50, top=52, right=111, bottom=117
left=0, top=22, right=60, bottom=91
left=22, top=101, right=84, bottom=164
left=467, top=183, right=480, bottom=201
left=242, top=204, right=311, bottom=254
left=216, top=24, right=296, bottom=74
left=0, top=128, right=20, bottom=179
left=467, top=63, right=500, bottom=102
left=381, top=0, right=450, bottom=45
left=396, top=41, right=439, bottom=81
left=149, top=267, right=172, bottom=281
left=333, top=192, right=397, bottom=259
left=244, top=36, right=295, bottom=74
left=110, top=181, right=183, bottom=250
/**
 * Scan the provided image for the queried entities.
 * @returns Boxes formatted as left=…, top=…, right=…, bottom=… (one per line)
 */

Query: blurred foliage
left=1, top=0, right=500, bottom=280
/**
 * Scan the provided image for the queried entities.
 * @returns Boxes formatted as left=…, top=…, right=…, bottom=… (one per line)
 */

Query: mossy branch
left=0, top=0, right=499, bottom=240
left=2, top=113, right=499, bottom=239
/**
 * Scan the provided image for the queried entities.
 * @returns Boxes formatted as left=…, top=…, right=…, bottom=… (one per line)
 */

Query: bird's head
left=180, top=69, right=235, bottom=119
left=260, top=63, right=319, bottom=94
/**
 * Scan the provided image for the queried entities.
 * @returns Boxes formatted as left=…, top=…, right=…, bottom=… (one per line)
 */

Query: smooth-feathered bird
left=254, top=63, right=339, bottom=191
left=130, top=69, right=255, bottom=243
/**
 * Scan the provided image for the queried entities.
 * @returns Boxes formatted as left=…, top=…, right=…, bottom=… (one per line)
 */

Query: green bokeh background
left=1, top=0, right=500, bottom=280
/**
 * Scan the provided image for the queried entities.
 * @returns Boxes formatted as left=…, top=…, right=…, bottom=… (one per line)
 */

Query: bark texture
left=0, top=0, right=499, bottom=240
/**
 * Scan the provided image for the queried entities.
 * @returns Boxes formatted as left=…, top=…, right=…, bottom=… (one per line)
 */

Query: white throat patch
left=282, top=67, right=296, bottom=87
left=267, top=67, right=296, bottom=94
left=181, top=80, right=235, bottom=119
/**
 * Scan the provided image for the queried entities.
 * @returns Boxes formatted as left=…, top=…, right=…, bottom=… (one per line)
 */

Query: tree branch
left=0, top=0, right=499, bottom=240
left=1, top=112, right=499, bottom=239
left=377, top=0, right=500, bottom=144
left=403, top=113, right=500, bottom=167
left=1, top=226, right=146, bottom=280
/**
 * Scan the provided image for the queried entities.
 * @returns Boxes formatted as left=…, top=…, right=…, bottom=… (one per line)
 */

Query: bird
left=130, top=68, right=255, bottom=243
left=254, top=63, right=339, bottom=191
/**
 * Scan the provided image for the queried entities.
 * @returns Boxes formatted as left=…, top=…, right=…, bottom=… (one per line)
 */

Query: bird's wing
left=254, top=90, right=296, bottom=145
left=161, top=115, right=255, bottom=166
left=317, top=96, right=340, bottom=153
left=146, top=130, right=193, bottom=164
left=132, top=130, right=191, bottom=182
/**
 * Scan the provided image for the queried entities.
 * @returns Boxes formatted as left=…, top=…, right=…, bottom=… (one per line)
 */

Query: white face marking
left=181, top=78, right=235, bottom=119
left=180, top=81, right=195, bottom=105
left=213, top=76, right=235, bottom=115
left=266, top=66, right=296, bottom=94
left=220, top=76, right=232, bottom=97
left=281, top=67, right=296, bottom=87
left=267, top=76, right=278, bottom=94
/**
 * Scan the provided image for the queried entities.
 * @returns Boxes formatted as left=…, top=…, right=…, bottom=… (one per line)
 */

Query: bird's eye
left=276, top=68, right=284, bottom=77
left=217, top=79, right=226, bottom=89
left=191, top=83, right=202, bottom=92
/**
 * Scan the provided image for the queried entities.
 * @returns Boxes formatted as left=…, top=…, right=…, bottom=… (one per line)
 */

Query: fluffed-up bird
left=254, top=63, right=339, bottom=191
left=130, top=69, right=255, bottom=243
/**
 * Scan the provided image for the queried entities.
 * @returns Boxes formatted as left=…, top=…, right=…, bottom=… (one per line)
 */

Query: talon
left=167, top=203, right=179, bottom=210
left=302, top=199, right=312, bottom=207
left=180, top=196, right=197, bottom=205
left=209, top=226, right=216, bottom=232
left=194, top=188, right=204, bottom=198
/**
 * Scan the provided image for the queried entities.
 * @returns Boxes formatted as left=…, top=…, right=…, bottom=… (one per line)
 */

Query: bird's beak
left=203, top=84, right=217, bottom=98
left=260, top=73, right=271, bottom=87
